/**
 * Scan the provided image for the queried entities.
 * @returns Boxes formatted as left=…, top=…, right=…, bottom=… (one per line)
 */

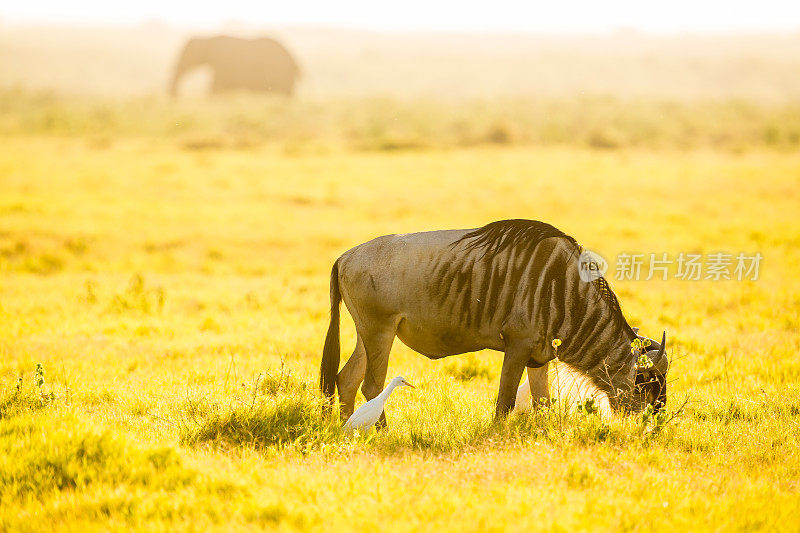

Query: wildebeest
left=319, top=219, right=668, bottom=426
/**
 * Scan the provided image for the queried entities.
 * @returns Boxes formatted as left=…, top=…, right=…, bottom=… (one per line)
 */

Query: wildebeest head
left=632, top=331, right=668, bottom=412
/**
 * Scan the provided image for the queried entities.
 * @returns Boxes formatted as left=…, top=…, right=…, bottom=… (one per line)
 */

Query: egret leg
left=527, top=363, right=550, bottom=408
left=496, top=341, right=533, bottom=418
left=337, top=335, right=366, bottom=423
left=376, top=411, right=388, bottom=430
left=360, top=323, right=398, bottom=431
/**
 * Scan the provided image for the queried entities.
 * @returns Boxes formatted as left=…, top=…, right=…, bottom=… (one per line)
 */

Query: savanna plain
left=2, top=29, right=800, bottom=531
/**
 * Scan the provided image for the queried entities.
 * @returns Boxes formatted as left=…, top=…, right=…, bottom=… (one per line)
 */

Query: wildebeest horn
left=645, top=331, right=668, bottom=375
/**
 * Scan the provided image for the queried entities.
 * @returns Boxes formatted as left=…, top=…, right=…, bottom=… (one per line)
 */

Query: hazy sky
left=4, top=0, right=800, bottom=32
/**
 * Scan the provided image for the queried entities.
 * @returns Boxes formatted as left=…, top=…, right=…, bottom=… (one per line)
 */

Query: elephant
left=169, top=35, right=301, bottom=97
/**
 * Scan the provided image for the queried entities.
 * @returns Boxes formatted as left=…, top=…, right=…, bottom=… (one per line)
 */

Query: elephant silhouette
left=170, top=36, right=301, bottom=97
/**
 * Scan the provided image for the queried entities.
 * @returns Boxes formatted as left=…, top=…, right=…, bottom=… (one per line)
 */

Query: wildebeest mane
left=456, top=219, right=576, bottom=259
left=454, top=219, right=635, bottom=337
left=589, top=273, right=631, bottom=334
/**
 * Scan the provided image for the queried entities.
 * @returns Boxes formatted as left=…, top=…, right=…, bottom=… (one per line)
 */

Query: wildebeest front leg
left=497, top=341, right=532, bottom=418
left=336, top=335, right=366, bottom=423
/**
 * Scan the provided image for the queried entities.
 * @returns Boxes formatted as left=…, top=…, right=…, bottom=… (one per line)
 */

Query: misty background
left=2, top=4, right=799, bottom=151
left=1, top=20, right=800, bottom=101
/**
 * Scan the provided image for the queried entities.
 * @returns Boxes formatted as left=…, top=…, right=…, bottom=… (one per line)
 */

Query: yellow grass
left=2, top=98, right=800, bottom=530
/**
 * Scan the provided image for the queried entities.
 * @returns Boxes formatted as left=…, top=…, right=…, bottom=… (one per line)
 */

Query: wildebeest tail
left=320, top=259, right=341, bottom=407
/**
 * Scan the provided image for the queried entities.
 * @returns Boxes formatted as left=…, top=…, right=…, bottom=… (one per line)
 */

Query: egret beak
left=405, top=382, right=416, bottom=389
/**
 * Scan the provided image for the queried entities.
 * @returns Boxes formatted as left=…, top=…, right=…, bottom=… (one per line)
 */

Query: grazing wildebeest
left=319, top=219, right=668, bottom=426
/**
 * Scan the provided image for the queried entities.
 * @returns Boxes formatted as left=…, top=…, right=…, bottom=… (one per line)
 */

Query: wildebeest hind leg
left=336, top=335, right=366, bottom=423
left=360, top=322, right=398, bottom=430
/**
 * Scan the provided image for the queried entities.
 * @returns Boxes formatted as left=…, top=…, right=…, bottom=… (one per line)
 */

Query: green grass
left=1, top=92, right=800, bottom=529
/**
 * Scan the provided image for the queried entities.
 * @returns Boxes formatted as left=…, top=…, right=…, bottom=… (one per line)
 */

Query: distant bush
left=586, top=127, right=626, bottom=149
left=109, top=274, right=165, bottom=314
left=3, top=89, right=800, bottom=151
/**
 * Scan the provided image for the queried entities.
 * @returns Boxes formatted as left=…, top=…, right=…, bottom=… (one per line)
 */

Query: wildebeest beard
left=635, top=368, right=667, bottom=412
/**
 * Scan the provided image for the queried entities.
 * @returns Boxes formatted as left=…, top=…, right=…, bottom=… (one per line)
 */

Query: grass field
left=1, top=93, right=800, bottom=531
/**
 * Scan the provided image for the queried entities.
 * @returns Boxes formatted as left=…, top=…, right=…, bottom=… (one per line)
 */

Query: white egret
left=344, top=376, right=415, bottom=432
